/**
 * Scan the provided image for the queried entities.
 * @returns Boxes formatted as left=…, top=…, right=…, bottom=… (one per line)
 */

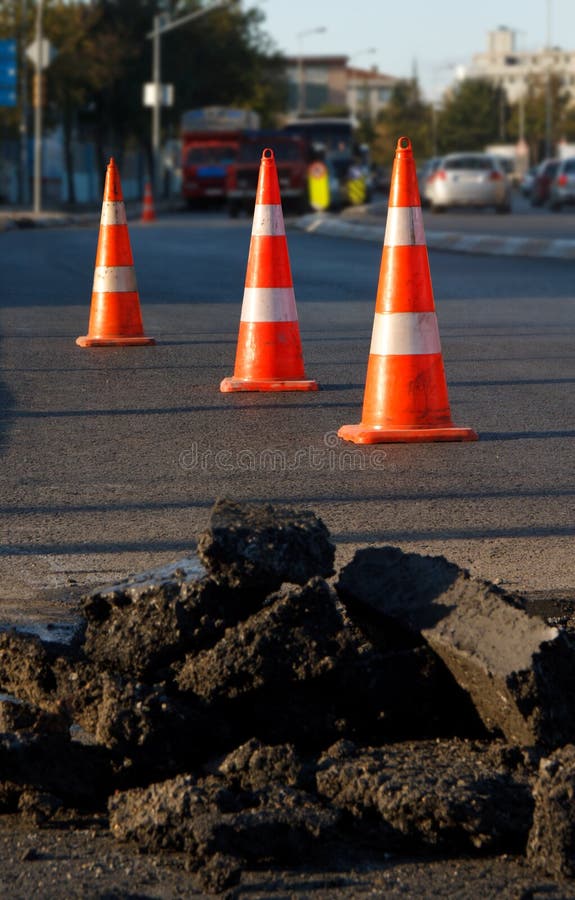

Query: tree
left=371, top=79, right=433, bottom=166
left=92, top=0, right=288, bottom=174
left=436, top=78, right=506, bottom=153
left=1, top=0, right=289, bottom=203
left=45, top=1, right=127, bottom=204
left=507, top=73, right=574, bottom=162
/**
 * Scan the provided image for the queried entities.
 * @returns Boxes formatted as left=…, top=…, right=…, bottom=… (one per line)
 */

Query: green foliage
left=507, top=73, right=573, bottom=162
left=436, top=78, right=506, bottom=153
left=371, top=79, right=433, bottom=166
left=0, top=0, right=288, bottom=147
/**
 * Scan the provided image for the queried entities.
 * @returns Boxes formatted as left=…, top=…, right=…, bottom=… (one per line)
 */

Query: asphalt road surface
left=421, top=190, right=575, bottom=238
left=1, top=211, right=574, bottom=622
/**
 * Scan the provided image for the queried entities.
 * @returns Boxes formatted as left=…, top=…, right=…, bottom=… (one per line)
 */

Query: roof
left=346, top=66, right=396, bottom=82
left=284, top=55, right=349, bottom=66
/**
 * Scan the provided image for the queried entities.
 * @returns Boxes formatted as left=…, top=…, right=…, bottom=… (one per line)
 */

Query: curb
left=5, top=205, right=575, bottom=261
left=0, top=212, right=100, bottom=231
left=295, top=212, right=575, bottom=260
left=0, top=201, right=183, bottom=233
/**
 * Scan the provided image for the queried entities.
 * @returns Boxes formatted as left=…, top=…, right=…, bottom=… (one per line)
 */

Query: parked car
left=530, top=158, right=560, bottom=207
left=418, top=156, right=443, bottom=207
left=426, top=153, right=512, bottom=213
left=548, top=157, right=575, bottom=210
left=519, top=165, right=538, bottom=197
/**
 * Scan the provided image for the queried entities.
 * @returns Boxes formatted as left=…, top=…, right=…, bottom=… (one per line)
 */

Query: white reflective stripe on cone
left=369, top=311, right=442, bottom=357
left=240, top=287, right=298, bottom=322
left=92, top=266, right=138, bottom=293
left=251, top=204, right=286, bottom=237
left=100, top=201, right=128, bottom=226
left=384, top=206, right=426, bottom=247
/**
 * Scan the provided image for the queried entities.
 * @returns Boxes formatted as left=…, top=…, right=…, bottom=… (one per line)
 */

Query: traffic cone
left=141, top=181, right=156, bottom=223
left=76, top=159, right=155, bottom=348
left=338, top=137, right=477, bottom=443
left=220, top=148, right=318, bottom=392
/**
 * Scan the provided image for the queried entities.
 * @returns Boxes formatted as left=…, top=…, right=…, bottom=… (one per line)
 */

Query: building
left=346, top=65, right=397, bottom=121
left=283, top=55, right=397, bottom=121
left=468, top=26, right=575, bottom=104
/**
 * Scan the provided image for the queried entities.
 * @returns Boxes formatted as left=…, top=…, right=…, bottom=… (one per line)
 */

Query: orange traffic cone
left=76, top=159, right=155, bottom=348
left=338, top=137, right=477, bottom=444
left=141, top=181, right=156, bottom=223
left=220, top=148, right=318, bottom=392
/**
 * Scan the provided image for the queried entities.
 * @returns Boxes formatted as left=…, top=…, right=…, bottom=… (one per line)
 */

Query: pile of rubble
left=1, top=499, right=575, bottom=893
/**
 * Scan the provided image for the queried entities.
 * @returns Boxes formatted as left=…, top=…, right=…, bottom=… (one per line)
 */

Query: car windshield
left=444, top=156, right=494, bottom=171
left=564, top=159, right=575, bottom=174
left=186, top=146, right=237, bottom=165
left=238, top=141, right=303, bottom=163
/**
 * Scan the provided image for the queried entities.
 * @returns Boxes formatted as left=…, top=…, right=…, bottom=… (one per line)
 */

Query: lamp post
left=151, top=11, right=166, bottom=196
left=33, top=0, right=43, bottom=213
left=297, top=26, right=326, bottom=116
left=545, top=0, right=553, bottom=157
left=146, top=0, right=227, bottom=195
left=19, top=0, right=29, bottom=206
left=349, top=47, right=376, bottom=122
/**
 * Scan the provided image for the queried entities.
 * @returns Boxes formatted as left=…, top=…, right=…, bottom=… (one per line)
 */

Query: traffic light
left=32, top=72, right=46, bottom=108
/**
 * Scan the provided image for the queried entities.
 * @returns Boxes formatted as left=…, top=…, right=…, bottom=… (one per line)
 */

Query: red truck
left=181, top=107, right=260, bottom=208
left=226, top=131, right=310, bottom=217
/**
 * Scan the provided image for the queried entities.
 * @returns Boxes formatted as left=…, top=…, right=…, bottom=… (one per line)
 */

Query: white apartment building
left=468, top=26, right=575, bottom=104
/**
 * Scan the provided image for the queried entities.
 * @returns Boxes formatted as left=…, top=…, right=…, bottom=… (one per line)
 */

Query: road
left=1, top=209, right=574, bottom=619
left=422, top=192, right=575, bottom=238
left=355, top=190, right=575, bottom=240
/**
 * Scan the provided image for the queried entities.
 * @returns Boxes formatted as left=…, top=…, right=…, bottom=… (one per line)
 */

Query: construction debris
left=0, top=500, right=575, bottom=894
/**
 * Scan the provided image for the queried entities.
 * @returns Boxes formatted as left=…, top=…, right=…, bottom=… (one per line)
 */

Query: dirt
left=1, top=499, right=575, bottom=897
left=0, top=815, right=574, bottom=899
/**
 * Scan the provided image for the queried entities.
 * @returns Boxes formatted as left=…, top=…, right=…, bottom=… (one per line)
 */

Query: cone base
left=76, top=335, right=156, bottom=347
left=220, top=376, right=318, bottom=393
left=338, top=423, right=478, bottom=444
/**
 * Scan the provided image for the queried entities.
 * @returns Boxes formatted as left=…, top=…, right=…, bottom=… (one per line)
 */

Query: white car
left=548, top=157, right=575, bottom=211
left=418, top=156, right=443, bottom=207
left=426, top=152, right=512, bottom=213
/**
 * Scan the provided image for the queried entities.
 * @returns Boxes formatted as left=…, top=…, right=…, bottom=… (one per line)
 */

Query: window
left=444, top=155, right=493, bottom=171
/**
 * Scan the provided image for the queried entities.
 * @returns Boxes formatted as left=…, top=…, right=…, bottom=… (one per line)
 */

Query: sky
left=255, top=0, right=575, bottom=101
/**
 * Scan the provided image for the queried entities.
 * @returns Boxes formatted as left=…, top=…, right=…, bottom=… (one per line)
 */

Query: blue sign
left=0, top=87, right=16, bottom=107
left=0, top=61, right=17, bottom=83
left=0, top=40, right=17, bottom=107
left=0, top=39, right=16, bottom=62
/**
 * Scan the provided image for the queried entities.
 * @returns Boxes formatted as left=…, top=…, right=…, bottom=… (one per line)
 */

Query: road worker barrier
left=220, top=147, right=318, bottom=392
left=141, top=181, right=157, bottom=223
left=308, top=161, right=330, bottom=211
left=338, top=136, right=477, bottom=443
left=76, top=158, right=155, bottom=348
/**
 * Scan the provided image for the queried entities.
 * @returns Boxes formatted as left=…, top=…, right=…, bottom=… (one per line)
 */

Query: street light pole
left=348, top=47, right=376, bottom=122
left=545, top=0, right=553, bottom=157
left=152, top=13, right=162, bottom=196
left=146, top=0, right=227, bottom=197
left=296, top=26, right=326, bottom=116
left=33, top=0, right=44, bottom=214
left=18, top=0, right=29, bottom=206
